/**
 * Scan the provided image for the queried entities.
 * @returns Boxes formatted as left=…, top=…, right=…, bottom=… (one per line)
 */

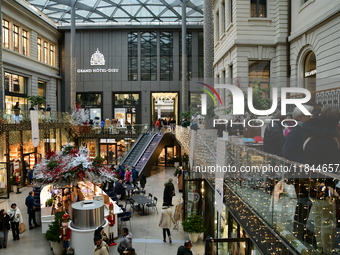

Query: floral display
left=33, top=143, right=117, bottom=186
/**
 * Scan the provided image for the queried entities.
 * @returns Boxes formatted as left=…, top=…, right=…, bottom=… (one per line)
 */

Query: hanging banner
left=30, top=110, right=40, bottom=147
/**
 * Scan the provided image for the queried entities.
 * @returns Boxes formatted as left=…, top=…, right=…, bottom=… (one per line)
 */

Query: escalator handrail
left=134, top=132, right=164, bottom=171
left=121, top=129, right=155, bottom=166
left=120, top=133, right=147, bottom=165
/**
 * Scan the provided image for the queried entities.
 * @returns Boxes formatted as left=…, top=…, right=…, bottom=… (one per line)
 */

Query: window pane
left=128, top=32, right=138, bottom=81
left=50, top=44, right=55, bottom=66
left=250, top=0, right=267, bottom=18
left=22, top=30, right=28, bottom=56
left=37, top=38, right=42, bottom=61
left=248, top=60, right=270, bottom=97
left=38, top=81, right=46, bottom=98
left=5, top=72, right=27, bottom=94
left=141, top=32, right=157, bottom=81
left=44, top=41, right=48, bottom=64
left=3, top=19, right=10, bottom=49
left=160, top=32, right=173, bottom=81
left=13, top=25, right=19, bottom=52
left=76, top=93, right=102, bottom=106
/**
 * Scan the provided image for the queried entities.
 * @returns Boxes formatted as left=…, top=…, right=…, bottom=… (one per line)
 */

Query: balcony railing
left=281, top=87, right=340, bottom=114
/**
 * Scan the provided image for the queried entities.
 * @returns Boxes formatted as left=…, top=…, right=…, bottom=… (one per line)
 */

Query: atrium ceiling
left=25, top=0, right=204, bottom=26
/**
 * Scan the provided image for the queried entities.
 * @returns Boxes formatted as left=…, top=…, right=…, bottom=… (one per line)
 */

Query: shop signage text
left=77, top=68, right=119, bottom=73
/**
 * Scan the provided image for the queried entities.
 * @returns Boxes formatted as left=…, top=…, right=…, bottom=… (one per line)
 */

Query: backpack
left=117, top=243, right=125, bottom=254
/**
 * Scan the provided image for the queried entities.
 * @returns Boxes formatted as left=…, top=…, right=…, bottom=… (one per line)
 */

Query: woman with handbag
left=0, top=209, right=11, bottom=248
left=7, top=203, right=23, bottom=241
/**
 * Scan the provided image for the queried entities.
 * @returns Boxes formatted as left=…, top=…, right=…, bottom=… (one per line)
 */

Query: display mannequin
left=60, top=213, right=71, bottom=253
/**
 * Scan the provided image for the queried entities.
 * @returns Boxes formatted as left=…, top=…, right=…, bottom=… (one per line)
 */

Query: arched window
left=304, top=51, right=316, bottom=102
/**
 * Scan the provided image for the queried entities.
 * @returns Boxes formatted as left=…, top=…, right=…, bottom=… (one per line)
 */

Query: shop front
left=113, top=93, right=141, bottom=126
left=79, top=138, right=136, bottom=165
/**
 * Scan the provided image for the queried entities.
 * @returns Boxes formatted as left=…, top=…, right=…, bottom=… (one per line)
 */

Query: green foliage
left=10, top=175, right=17, bottom=185
left=45, top=197, right=55, bottom=207
left=27, top=95, right=46, bottom=107
left=224, top=81, right=271, bottom=119
left=92, top=155, right=104, bottom=167
left=182, top=214, right=206, bottom=233
left=47, top=160, right=59, bottom=169
left=180, top=106, right=194, bottom=121
left=45, top=211, right=65, bottom=243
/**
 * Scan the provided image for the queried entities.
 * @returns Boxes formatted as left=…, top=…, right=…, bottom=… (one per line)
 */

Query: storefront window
left=304, top=51, right=316, bottom=102
left=76, top=93, right=102, bottom=107
left=0, top=163, right=8, bottom=198
left=114, top=93, right=139, bottom=106
left=5, top=72, right=27, bottom=94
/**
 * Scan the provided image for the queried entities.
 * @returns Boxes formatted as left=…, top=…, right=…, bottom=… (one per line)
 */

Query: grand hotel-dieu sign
left=77, top=49, right=119, bottom=73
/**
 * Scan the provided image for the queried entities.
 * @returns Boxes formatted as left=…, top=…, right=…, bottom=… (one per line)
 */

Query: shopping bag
left=19, top=222, right=26, bottom=234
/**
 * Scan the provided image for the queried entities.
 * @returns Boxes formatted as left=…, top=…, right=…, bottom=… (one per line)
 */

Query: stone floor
left=0, top=166, right=204, bottom=255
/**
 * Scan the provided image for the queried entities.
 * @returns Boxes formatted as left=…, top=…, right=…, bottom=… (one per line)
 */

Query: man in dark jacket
left=25, top=191, right=40, bottom=230
left=283, top=105, right=313, bottom=163
left=303, top=108, right=340, bottom=165
left=263, top=112, right=286, bottom=156
left=115, top=180, right=127, bottom=200
left=177, top=240, right=193, bottom=255
left=166, top=179, right=175, bottom=206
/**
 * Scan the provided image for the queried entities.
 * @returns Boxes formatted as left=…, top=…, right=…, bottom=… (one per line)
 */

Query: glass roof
left=25, top=0, right=204, bottom=26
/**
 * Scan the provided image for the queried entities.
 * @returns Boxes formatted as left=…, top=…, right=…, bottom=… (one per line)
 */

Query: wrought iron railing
left=281, top=87, right=340, bottom=114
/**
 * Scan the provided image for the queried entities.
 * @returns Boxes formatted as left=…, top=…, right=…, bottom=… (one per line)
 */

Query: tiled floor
left=0, top=166, right=204, bottom=255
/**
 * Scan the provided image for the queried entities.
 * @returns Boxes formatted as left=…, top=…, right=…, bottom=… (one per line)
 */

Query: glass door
left=99, top=144, right=117, bottom=165
left=0, top=163, right=9, bottom=198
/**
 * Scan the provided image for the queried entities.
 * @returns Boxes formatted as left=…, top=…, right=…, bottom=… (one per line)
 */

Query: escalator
left=120, top=132, right=175, bottom=176
left=120, top=133, right=156, bottom=167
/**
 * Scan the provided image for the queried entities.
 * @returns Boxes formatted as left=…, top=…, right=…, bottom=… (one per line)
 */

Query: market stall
left=33, top=143, right=120, bottom=254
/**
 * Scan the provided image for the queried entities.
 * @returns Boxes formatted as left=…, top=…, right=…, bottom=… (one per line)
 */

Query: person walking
left=125, top=168, right=132, bottom=185
left=7, top=203, right=23, bottom=241
left=122, top=247, right=136, bottom=255
left=115, top=179, right=127, bottom=200
left=139, top=173, right=147, bottom=194
left=0, top=209, right=11, bottom=248
left=166, top=179, right=175, bottom=206
left=25, top=191, right=40, bottom=230
left=163, top=183, right=172, bottom=207
left=13, top=102, right=20, bottom=123
left=93, top=235, right=109, bottom=255
left=177, top=240, right=193, bottom=255
left=131, top=167, right=138, bottom=188
left=159, top=204, right=175, bottom=243
left=117, top=227, right=133, bottom=255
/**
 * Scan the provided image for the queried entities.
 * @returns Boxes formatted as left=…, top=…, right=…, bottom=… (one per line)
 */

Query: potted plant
left=45, top=197, right=55, bottom=207
left=45, top=211, right=64, bottom=255
left=27, top=95, right=46, bottom=110
left=181, top=214, right=206, bottom=242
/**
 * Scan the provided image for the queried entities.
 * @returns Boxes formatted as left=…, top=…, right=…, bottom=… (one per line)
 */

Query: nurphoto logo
left=199, top=83, right=312, bottom=127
